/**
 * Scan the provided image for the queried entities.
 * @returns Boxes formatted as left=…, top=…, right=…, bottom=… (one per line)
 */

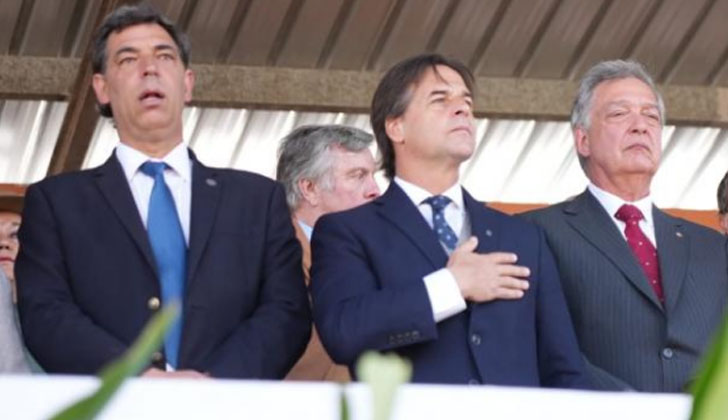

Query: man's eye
left=119, top=56, right=135, bottom=65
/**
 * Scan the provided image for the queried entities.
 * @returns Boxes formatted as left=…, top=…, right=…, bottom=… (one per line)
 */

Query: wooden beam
left=0, top=56, right=77, bottom=100
left=47, top=0, right=139, bottom=175
left=4, top=56, right=728, bottom=127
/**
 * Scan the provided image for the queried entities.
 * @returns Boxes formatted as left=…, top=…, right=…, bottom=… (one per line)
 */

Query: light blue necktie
left=140, top=161, right=186, bottom=368
left=423, top=195, right=458, bottom=251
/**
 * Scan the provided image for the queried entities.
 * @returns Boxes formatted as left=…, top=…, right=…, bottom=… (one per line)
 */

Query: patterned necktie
left=615, top=204, right=664, bottom=303
left=423, top=195, right=458, bottom=251
left=140, top=161, right=186, bottom=368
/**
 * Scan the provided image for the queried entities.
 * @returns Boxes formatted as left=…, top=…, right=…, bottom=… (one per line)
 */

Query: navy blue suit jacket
left=311, top=183, right=589, bottom=388
left=16, top=152, right=311, bottom=378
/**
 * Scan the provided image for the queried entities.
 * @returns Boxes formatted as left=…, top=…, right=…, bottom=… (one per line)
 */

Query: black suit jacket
left=16, top=152, right=311, bottom=378
left=522, top=190, right=728, bottom=392
left=311, top=183, right=590, bottom=388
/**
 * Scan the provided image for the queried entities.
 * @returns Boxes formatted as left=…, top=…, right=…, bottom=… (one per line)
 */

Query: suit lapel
left=375, top=183, right=447, bottom=269
left=463, top=189, right=499, bottom=254
left=186, top=157, right=221, bottom=288
left=93, top=155, right=158, bottom=274
left=653, top=208, right=689, bottom=315
left=564, top=190, right=663, bottom=311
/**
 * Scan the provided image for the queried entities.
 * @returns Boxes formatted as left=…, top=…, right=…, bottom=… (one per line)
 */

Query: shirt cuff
left=423, top=268, right=467, bottom=322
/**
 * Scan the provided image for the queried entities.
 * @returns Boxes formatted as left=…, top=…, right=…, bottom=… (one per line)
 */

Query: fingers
left=483, top=251, right=519, bottom=264
left=454, top=236, right=478, bottom=254
left=492, top=287, right=526, bottom=300
left=498, top=276, right=530, bottom=291
left=497, top=264, right=530, bottom=278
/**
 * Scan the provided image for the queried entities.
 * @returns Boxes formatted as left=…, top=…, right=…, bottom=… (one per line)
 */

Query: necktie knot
left=615, top=204, right=644, bottom=223
left=423, top=195, right=457, bottom=251
left=424, top=195, right=452, bottom=213
left=140, top=161, right=168, bottom=179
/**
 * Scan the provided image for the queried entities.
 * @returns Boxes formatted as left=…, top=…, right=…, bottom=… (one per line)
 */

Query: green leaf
left=49, top=302, right=179, bottom=420
left=339, top=387, right=350, bottom=420
left=356, top=352, right=412, bottom=420
left=691, top=312, right=728, bottom=420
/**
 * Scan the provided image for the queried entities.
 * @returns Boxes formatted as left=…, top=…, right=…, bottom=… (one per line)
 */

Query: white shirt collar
left=394, top=176, right=463, bottom=209
left=116, top=142, right=191, bottom=182
left=297, top=219, right=313, bottom=241
left=588, top=182, right=653, bottom=225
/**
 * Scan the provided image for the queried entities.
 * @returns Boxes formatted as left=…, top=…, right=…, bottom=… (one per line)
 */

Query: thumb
left=455, top=236, right=478, bottom=254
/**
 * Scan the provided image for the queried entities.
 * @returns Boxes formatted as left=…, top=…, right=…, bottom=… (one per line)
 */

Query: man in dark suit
left=310, top=54, right=589, bottom=388
left=277, top=125, right=380, bottom=381
left=522, top=60, right=728, bottom=392
left=16, top=4, right=310, bottom=378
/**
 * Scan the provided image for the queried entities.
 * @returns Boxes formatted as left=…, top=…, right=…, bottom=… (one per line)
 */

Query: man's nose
left=453, top=97, right=473, bottom=117
left=364, top=176, right=381, bottom=200
left=141, top=56, right=159, bottom=77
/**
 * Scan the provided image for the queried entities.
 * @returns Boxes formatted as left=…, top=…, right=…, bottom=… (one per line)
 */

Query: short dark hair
left=370, top=54, right=475, bottom=179
left=718, top=170, right=728, bottom=215
left=91, top=3, right=190, bottom=118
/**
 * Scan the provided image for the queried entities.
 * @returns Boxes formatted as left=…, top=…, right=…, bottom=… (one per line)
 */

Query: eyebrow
left=112, top=43, right=177, bottom=59
left=428, top=89, right=473, bottom=99
left=606, top=99, right=658, bottom=109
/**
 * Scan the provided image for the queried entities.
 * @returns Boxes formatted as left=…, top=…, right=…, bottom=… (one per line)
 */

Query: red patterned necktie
left=615, top=204, right=664, bottom=303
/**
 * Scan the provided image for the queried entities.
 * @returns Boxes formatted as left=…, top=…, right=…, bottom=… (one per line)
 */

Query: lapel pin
left=675, top=231, right=683, bottom=238
left=206, top=178, right=217, bottom=187
left=485, top=229, right=493, bottom=237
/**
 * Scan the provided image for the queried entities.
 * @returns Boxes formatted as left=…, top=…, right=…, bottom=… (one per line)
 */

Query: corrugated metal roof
left=76, top=106, right=728, bottom=211
left=3, top=0, right=728, bottom=213
left=3, top=0, right=728, bottom=84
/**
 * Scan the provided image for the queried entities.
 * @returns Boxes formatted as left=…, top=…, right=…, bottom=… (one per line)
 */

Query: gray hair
left=276, top=125, right=375, bottom=210
left=571, top=60, right=665, bottom=171
left=571, top=59, right=665, bottom=130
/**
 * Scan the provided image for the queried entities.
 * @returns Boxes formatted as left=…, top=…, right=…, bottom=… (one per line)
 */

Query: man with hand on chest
left=16, top=4, right=310, bottom=378
left=310, top=54, right=589, bottom=388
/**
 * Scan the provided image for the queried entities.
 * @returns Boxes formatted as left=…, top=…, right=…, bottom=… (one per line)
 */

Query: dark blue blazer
left=311, top=183, right=589, bottom=388
left=16, top=152, right=311, bottom=378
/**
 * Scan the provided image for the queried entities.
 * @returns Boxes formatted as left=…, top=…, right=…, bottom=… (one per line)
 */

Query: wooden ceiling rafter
left=46, top=0, right=139, bottom=176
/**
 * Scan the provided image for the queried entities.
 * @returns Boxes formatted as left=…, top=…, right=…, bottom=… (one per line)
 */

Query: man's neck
left=589, top=171, right=652, bottom=202
left=294, top=207, right=320, bottom=230
left=395, top=165, right=460, bottom=195
left=118, top=130, right=183, bottom=159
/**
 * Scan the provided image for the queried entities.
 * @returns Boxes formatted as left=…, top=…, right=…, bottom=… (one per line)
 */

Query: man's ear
left=92, top=73, right=110, bottom=106
left=574, top=127, right=590, bottom=159
left=720, top=214, right=728, bottom=236
left=183, top=69, right=195, bottom=103
left=385, top=116, right=405, bottom=145
left=298, top=178, right=319, bottom=206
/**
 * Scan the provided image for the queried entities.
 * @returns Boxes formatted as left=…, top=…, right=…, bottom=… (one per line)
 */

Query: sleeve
left=204, top=183, right=312, bottom=379
left=423, top=268, right=467, bottom=322
left=16, top=184, right=128, bottom=373
left=310, top=213, right=439, bottom=366
left=533, top=227, right=593, bottom=389
left=0, top=271, right=30, bottom=373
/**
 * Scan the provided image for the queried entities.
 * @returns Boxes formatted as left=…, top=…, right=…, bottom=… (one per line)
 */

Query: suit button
left=147, top=297, right=161, bottom=310
left=151, top=351, right=164, bottom=363
left=662, top=347, right=674, bottom=359
left=470, top=333, right=482, bottom=346
left=468, top=379, right=480, bottom=385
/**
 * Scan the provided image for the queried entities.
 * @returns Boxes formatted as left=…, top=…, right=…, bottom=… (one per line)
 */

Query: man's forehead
left=594, top=77, right=657, bottom=104
left=0, top=211, right=20, bottom=226
left=108, top=23, right=176, bottom=51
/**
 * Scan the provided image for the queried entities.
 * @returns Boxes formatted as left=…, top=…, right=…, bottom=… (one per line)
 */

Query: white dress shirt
left=297, top=220, right=313, bottom=241
left=394, top=177, right=467, bottom=323
left=116, top=142, right=192, bottom=245
left=588, top=183, right=656, bottom=247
